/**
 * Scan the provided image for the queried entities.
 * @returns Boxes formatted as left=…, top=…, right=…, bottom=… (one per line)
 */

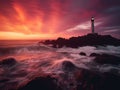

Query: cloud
left=0, top=0, right=120, bottom=39
left=66, top=19, right=102, bottom=32
left=103, top=29, right=119, bottom=33
left=0, top=31, right=57, bottom=40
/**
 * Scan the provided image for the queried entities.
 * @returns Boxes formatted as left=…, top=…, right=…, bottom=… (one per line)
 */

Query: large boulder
left=79, top=52, right=86, bottom=56
left=75, top=69, right=120, bottom=90
left=90, top=53, right=100, bottom=57
left=19, top=76, right=61, bottom=90
left=62, top=61, right=77, bottom=71
left=93, top=54, right=120, bottom=65
left=0, top=58, right=17, bottom=67
left=17, top=68, right=120, bottom=90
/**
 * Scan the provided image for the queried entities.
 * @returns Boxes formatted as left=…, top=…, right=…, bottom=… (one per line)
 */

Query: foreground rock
left=0, top=58, right=17, bottom=67
left=79, top=52, right=86, bottom=56
left=19, top=75, right=61, bottom=90
left=75, top=69, right=120, bottom=90
left=93, top=54, right=120, bottom=65
left=90, top=53, right=100, bottom=57
left=18, top=68, right=120, bottom=90
left=62, top=61, right=77, bottom=71
left=41, top=33, right=120, bottom=48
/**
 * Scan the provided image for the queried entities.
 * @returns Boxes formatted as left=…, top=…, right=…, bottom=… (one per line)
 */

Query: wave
left=0, top=55, right=120, bottom=90
left=0, top=44, right=53, bottom=56
left=0, top=45, right=120, bottom=89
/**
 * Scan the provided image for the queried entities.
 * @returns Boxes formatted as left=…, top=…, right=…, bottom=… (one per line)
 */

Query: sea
left=0, top=40, right=120, bottom=89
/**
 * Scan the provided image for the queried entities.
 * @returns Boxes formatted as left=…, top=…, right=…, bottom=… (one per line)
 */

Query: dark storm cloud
left=94, top=0, right=120, bottom=38
left=67, top=0, right=120, bottom=37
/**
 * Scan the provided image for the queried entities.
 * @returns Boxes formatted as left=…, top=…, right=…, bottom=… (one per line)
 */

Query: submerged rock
left=75, top=69, right=120, bottom=90
left=90, top=53, right=100, bottom=57
left=79, top=52, right=86, bottom=56
left=62, top=61, right=77, bottom=71
left=19, top=75, right=61, bottom=90
left=93, top=54, right=120, bottom=65
left=4, top=68, right=120, bottom=90
left=0, top=58, right=17, bottom=67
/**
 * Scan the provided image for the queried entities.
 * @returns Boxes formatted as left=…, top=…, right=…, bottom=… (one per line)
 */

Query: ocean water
left=0, top=40, right=120, bottom=89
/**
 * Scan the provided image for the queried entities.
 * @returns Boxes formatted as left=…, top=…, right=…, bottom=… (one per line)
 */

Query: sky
left=0, top=0, right=120, bottom=40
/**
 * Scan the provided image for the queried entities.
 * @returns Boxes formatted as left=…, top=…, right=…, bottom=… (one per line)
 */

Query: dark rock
left=75, top=69, right=120, bottom=90
left=42, top=34, right=120, bottom=48
left=0, top=58, right=17, bottom=66
left=62, top=61, right=77, bottom=71
left=93, top=54, right=120, bottom=65
left=75, top=69, right=103, bottom=90
left=17, top=68, right=120, bottom=90
left=0, top=78, right=9, bottom=83
left=90, top=53, right=100, bottom=57
left=101, top=72, right=120, bottom=90
left=19, top=76, right=61, bottom=90
left=79, top=52, right=86, bottom=56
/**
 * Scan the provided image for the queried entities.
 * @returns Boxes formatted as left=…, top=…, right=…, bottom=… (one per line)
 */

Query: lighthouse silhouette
left=91, top=17, right=95, bottom=34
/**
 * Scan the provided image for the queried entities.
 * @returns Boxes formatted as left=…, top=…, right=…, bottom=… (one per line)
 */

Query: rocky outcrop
left=0, top=58, right=17, bottom=67
left=79, top=52, right=86, bottom=56
left=90, top=53, right=100, bottom=57
left=19, top=75, right=61, bottom=90
left=75, top=69, right=120, bottom=90
left=93, top=54, right=120, bottom=65
left=18, top=68, right=120, bottom=90
left=42, top=33, right=120, bottom=48
left=62, top=61, right=77, bottom=71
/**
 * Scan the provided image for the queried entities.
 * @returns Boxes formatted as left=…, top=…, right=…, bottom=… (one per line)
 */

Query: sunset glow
left=0, top=0, right=120, bottom=40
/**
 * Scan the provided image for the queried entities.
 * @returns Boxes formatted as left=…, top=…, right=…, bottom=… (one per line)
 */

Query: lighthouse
left=91, top=17, right=95, bottom=34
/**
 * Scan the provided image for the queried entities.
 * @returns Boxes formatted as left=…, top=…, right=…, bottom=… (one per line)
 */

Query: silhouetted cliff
left=42, top=33, right=120, bottom=48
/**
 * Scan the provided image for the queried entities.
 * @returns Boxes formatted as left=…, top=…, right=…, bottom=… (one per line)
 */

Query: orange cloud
left=10, top=3, right=45, bottom=35
left=1, top=0, right=119, bottom=39
left=46, top=2, right=61, bottom=33
left=0, top=31, right=57, bottom=40
left=13, top=3, right=25, bottom=22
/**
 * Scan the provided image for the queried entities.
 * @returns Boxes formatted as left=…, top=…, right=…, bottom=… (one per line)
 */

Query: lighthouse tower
left=87, top=17, right=98, bottom=36
left=91, top=17, right=95, bottom=34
